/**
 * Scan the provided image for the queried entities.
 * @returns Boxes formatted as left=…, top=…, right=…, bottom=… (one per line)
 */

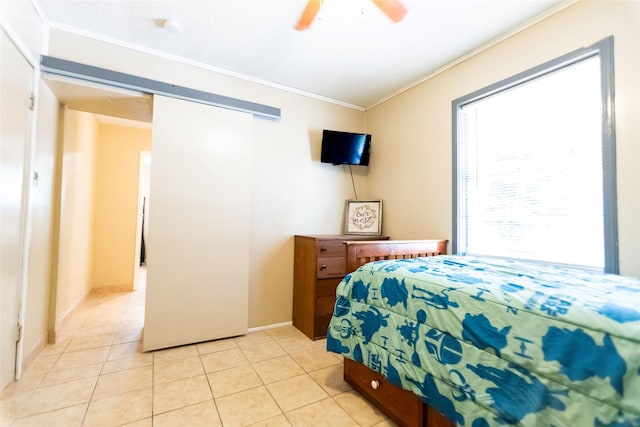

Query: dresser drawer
left=316, top=240, right=345, bottom=258
left=316, top=257, right=345, bottom=278
left=315, top=295, right=336, bottom=316
left=316, top=277, right=342, bottom=297
left=314, top=314, right=333, bottom=338
left=344, top=358, right=426, bottom=427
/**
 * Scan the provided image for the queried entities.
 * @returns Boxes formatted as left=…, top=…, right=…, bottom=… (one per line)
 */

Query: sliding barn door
left=143, top=95, right=252, bottom=351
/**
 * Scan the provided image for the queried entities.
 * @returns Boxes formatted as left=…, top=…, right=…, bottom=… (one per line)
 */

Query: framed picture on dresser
left=344, top=200, right=382, bottom=235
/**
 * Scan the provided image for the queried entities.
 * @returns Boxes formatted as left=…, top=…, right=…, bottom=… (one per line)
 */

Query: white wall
left=365, top=0, right=640, bottom=277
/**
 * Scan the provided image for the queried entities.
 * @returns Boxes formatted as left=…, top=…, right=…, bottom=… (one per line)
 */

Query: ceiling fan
left=295, top=0, right=408, bottom=31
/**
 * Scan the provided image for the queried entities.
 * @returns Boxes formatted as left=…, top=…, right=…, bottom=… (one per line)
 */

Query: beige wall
left=93, top=123, right=151, bottom=290
left=53, top=108, right=98, bottom=325
left=365, top=0, right=640, bottom=277
left=47, top=30, right=367, bottom=328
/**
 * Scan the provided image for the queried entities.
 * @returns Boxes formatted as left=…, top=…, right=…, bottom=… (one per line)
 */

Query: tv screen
left=320, top=130, right=371, bottom=166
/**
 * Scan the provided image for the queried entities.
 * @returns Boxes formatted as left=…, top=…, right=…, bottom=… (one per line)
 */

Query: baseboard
left=248, top=321, right=292, bottom=333
left=50, top=290, right=92, bottom=343
left=90, top=283, right=133, bottom=294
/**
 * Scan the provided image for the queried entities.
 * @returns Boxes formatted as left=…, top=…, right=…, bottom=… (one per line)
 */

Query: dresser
left=293, top=234, right=389, bottom=340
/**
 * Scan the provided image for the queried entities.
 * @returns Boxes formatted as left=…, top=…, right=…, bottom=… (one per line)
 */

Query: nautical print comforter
left=326, top=255, right=640, bottom=426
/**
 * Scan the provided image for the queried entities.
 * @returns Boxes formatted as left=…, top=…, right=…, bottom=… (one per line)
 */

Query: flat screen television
left=320, top=129, right=371, bottom=166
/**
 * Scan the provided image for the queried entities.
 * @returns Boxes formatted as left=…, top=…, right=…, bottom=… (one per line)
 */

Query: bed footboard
left=344, top=239, right=448, bottom=272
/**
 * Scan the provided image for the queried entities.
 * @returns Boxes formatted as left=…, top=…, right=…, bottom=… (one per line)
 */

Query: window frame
left=452, top=36, right=618, bottom=273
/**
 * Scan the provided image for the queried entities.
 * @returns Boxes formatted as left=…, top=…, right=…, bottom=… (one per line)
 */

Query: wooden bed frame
left=342, top=239, right=454, bottom=427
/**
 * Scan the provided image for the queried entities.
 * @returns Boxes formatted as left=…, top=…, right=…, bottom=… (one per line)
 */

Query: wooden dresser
left=293, top=234, right=389, bottom=340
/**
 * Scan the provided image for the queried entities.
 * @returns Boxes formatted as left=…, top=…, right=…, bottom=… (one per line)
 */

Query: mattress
left=326, top=255, right=640, bottom=426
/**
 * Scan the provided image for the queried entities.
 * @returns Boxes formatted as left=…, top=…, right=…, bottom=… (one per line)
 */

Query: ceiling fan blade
left=371, top=0, right=407, bottom=22
left=295, top=0, right=322, bottom=31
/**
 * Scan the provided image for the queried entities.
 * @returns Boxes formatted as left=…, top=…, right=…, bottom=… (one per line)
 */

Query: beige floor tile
left=23, top=354, right=59, bottom=375
left=153, top=355, right=204, bottom=385
left=334, top=390, right=388, bottom=426
left=241, top=340, right=287, bottom=363
left=118, top=318, right=145, bottom=331
left=11, top=403, right=87, bottom=427
left=39, top=339, right=70, bottom=356
left=2, top=373, right=44, bottom=395
left=19, top=376, right=97, bottom=417
left=121, top=417, right=152, bottom=427
left=200, top=347, right=249, bottom=373
left=39, top=363, right=102, bottom=387
left=107, top=341, right=142, bottom=361
left=309, top=364, right=352, bottom=396
left=60, top=312, right=90, bottom=329
left=54, top=328, right=81, bottom=342
left=0, top=389, right=33, bottom=426
left=72, top=323, right=119, bottom=338
left=206, top=364, right=262, bottom=397
left=113, top=327, right=142, bottom=344
left=290, top=347, right=341, bottom=373
left=250, top=414, right=292, bottom=427
left=277, top=334, right=322, bottom=355
left=285, top=398, right=359, bottom=427
left=52, top=347, right=110, bottom=371
left=252, top=355, right=305, bottom=384
left=266, top=325, right=306, bottom=341
left=66, top=333, right=115, bottom=352
left=234, top=330, right=273, bottom=348
left=93, top=365, right=152, bottom=400
left=266, top=374, right=329, bottom=412
left=196, top=338, right=238, bottom=355
left=216, top=386, right=282, bottom=426
left=152, top=344, right=198, bottom=362
left=153, top=400, right=221, bottom=427
left=83, top=387, right=152, bottom=427
left=101, top=352, right=152, bottom=375
left=153, top=375, right=212, bottom=415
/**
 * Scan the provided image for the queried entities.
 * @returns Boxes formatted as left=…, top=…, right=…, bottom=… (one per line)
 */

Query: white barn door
left=143, top=96, right=252, bottom=351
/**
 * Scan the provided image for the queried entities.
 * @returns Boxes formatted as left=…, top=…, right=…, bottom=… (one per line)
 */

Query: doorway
left=44, top=75, right=153, bottom=343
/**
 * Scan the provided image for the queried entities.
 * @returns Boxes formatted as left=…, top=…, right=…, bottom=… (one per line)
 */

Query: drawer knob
left=370, top=380, right=379, bottom=390
left=320, top=246, right=328, bottom=252
left=320, top=264, right=328, bottom=270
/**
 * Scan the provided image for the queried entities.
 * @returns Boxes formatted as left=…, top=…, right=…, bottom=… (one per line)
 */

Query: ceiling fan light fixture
left=294, top=0, right=406, bottom=31
left=371, top=0, right=407, bottom=22
left=295, top=0, right=322, bottom=31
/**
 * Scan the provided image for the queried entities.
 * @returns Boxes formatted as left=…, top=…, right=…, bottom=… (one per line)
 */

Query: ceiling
left=35, top=0, right=569, bottom=109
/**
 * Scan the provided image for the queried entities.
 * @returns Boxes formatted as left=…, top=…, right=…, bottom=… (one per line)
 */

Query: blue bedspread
left=326, top=255, right=640, bottom=426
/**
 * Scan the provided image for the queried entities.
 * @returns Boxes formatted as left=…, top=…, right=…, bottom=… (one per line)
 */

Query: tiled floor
left=0, top=273, right=396, bottom=426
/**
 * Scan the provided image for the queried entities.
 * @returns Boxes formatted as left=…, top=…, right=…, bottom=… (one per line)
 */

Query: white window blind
left=457, top=56, right=607, bottom=269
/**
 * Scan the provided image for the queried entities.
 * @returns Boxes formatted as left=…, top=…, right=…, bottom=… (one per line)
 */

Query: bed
left=327, top=240, right=640, bottom=427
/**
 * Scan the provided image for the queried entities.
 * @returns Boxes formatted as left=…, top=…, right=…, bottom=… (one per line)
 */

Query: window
left=453, top=36, right=618, bottom=273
